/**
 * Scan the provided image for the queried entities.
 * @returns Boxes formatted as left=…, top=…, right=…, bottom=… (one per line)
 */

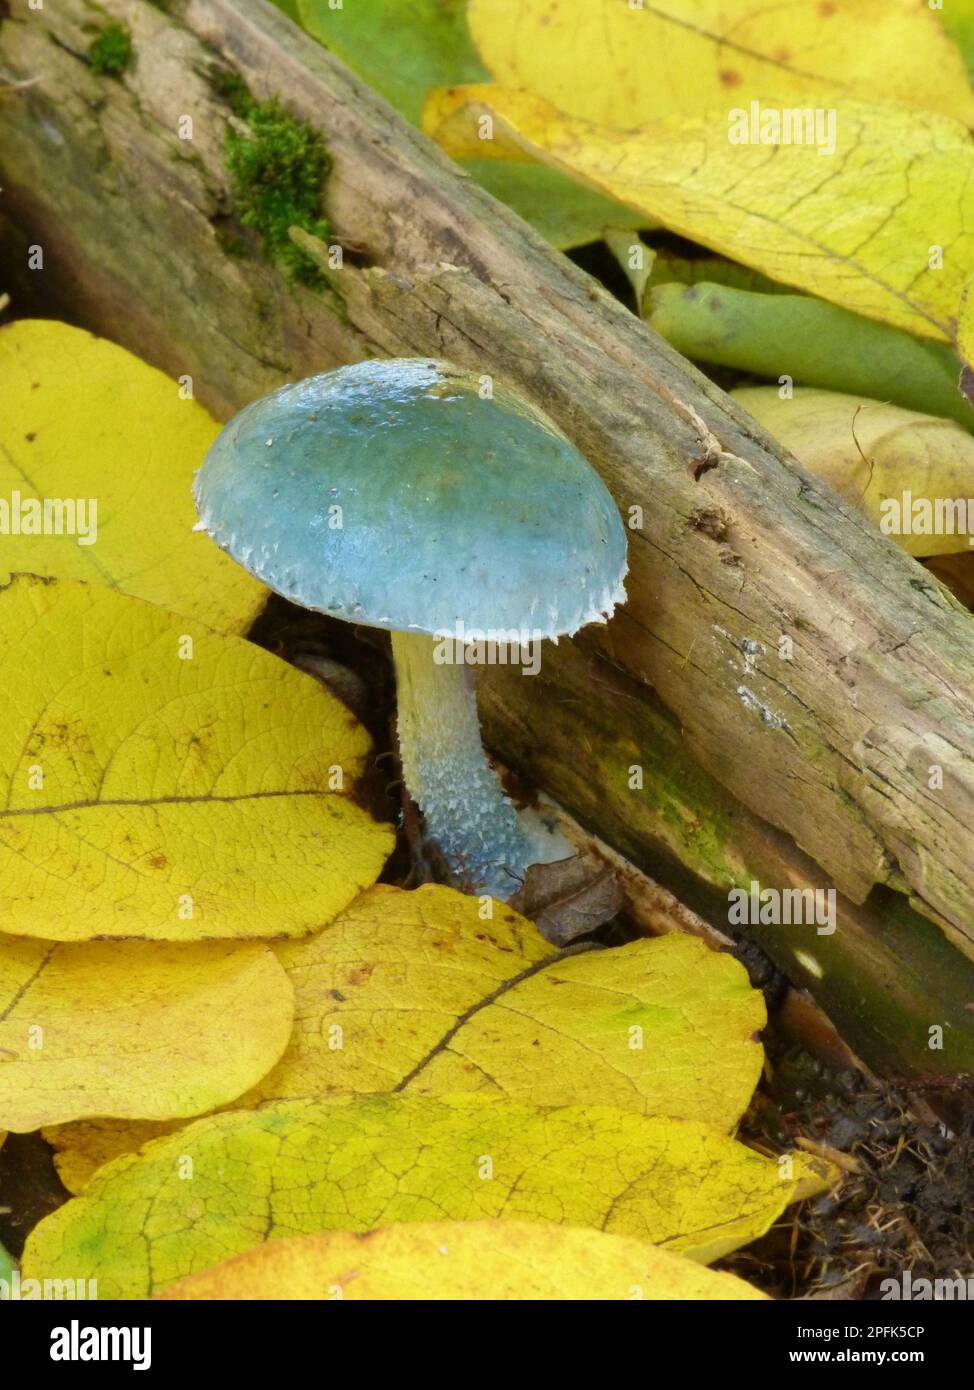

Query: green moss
left=643, top=750, right=748, bottom=891
left=88, top=22, right=133, bottom=78
left=222, top=90, right=333, bottom=288
left=209, top=66, right=254, bottom=121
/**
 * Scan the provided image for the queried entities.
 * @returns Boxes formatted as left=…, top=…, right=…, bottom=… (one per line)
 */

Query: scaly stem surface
left=392, top=630, right=544, bottom=899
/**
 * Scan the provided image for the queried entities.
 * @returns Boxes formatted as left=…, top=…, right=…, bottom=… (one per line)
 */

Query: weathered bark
left=481, top=644, right=974, bottom=1083
left=1, top=0, right=973, bottom=1078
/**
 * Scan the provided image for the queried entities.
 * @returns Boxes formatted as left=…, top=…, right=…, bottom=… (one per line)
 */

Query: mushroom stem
left=391, top=630, right=545, bottom=899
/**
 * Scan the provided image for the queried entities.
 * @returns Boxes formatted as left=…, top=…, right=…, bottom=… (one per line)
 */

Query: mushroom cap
left=193, top=358, right=627, bottom=638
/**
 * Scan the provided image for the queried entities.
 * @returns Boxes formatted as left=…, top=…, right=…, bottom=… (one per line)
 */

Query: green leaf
left=940, top=0, right=974, bottom=84
left=649, top=282, right=970, bottom=429
left=0, top=1237, right=15, bottom=1286
left=301, top=0, right=482, bottom=127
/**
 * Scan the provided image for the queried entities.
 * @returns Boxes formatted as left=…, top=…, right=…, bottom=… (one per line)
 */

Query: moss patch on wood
left=210, top=66, right=253, bottom=120
left=88, top=22, right=132, bottom=78
left=212, top=67, right=334, bottom=290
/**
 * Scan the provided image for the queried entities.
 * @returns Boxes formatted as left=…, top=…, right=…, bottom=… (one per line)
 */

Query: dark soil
left=723, top=1034, right=974, bottom=1299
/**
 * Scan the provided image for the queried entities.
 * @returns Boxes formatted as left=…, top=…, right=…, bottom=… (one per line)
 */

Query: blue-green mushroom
left=193, top=358, right=627, bottom=899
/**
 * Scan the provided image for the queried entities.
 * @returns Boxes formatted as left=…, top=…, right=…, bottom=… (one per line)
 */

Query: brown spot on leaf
left=345, top=964, right=374, bottom=986
left=959, top=365, right=974, bottom=410
left=719, top=69, right=741, bottom=87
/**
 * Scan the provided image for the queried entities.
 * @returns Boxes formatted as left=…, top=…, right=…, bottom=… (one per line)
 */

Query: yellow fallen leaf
left=0, top=939, right=293, bottom=1132
left=0, top=320, right=265, bottom=633
left=45, top=1119, right=183, bottom=1196
left=157, top=1220, right=768, bottom=1300
left=23, top=1094, right=835, bottom=1297
left=468, top=0, right=974, bottom=128
left=44, top=881, right=765, bottom=1189
left=733, top=387, right=974, bottom=557
left=258, top=883, right=764, bottom=1122
left=0, top=575, right=393, bottom=940
left=424, top=88, right=971, bottom=343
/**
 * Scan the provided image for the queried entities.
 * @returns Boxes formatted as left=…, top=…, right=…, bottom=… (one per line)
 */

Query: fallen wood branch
left=1, top=0, right=973, bottom=1078
left=480, top=643, right=974, bottom=1083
